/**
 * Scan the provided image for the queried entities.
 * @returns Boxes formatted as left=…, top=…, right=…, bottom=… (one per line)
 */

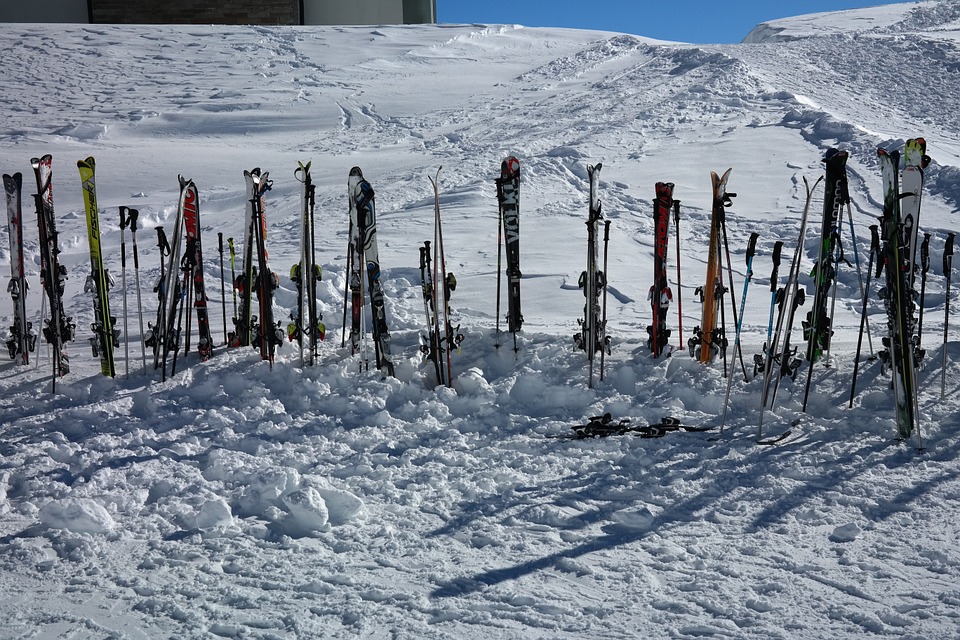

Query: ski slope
left=2, top=1, right=960, bottom=637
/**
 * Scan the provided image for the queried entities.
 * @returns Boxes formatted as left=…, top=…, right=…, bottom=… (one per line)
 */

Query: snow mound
left=38, top=498, right=115, bottom=535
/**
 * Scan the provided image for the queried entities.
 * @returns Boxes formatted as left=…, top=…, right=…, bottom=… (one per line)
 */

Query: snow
left=2, top=1, right=960, bottom=637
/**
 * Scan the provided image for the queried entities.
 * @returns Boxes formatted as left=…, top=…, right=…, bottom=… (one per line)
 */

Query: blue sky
left=437, top=1, right=887, bottom=44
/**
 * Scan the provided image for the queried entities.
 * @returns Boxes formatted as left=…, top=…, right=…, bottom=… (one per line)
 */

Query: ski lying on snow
left=551, top=414, right=715, bottom=440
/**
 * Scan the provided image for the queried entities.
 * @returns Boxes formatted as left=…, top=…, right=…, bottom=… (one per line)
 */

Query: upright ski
left=31, top=155, right=74, bottom=389
left=349, top=167, right=394, bottom=377
left=495, top=156, right=522, bottom=352
left=877, top=146, right=920, bottom=445
left=4, top=172, right=37, bottom=365
left=647, top=182, right=674, bottom=357
left=689, top=169, right=732, bottom=366
left=232, top=169, right=259, bottom=349
left=181, top=179, right=213, bottom=362
left=758, top=175, right=821, bottom=440
left=419, top=240, right=445, bottom=385
left=802, top=148, right=848, bottom=368
left=249, top=170, right=283, bottom=364
left=573, top=163, right=609, bottom=388
left=77, top=157, right=118, bottom=377
left=159, top=177, right=191, bottom=380
left=290, top=161, right=324, bottom=366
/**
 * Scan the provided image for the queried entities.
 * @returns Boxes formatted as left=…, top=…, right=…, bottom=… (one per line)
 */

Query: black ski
left=647, top=182, right=674, bottom=357
left=4, top=172, right=37, bottom=366
left=31, top=155, right=74, bottom=390
left=495, top=155, right=522, bottom=352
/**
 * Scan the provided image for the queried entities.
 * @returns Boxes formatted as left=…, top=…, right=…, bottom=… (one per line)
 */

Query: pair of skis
left=495, top=156, right=522, bottom=353
left=756, top=172, right=824, bottom=443
left=146, top=176, right=214, bottom=380
left=30, top=156, right=76, bottom=390
left=875, top=140, right=930, bottom=447
left=418, top=167, right=463, bottom=386
left=77, top=158, right=120, bottom=378
left=573, top=163, right=611, bottom=388
left=690, top=169, right=746, bottom=381
left=4, top=172, right=39, bottom=367
left=289, top=162, right=325, bottom=367
left=229, top=169, right=282, bottom=366
left=344, top=167, right=394, bottom=377
left=647, top=182, right=676, bottom=358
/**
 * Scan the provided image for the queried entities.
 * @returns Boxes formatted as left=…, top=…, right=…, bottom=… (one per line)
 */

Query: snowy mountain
left=2, top=1, right=960, bottom=637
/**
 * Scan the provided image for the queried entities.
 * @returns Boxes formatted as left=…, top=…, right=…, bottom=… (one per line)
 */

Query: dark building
left=1, top=0, right=437, bottom=25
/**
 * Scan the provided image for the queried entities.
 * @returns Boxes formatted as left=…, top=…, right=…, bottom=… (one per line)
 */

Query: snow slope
left=1, top=1, right=960, bottom=637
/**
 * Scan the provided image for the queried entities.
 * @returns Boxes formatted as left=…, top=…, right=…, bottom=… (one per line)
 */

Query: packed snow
left=2, top=1, right=960, bottom=637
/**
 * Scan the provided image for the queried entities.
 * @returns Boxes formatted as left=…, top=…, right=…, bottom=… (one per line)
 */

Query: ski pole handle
left=156, top=226, right=170, bottom=256
left=871, top=222, right=883, bottom=278
left=746, top=232, right=759, bottom=261
left=769, top=240, right=783, bottom=291
left=218, top=232, right=224, bottom=255
left=946, top=233, right=956, bottom=275
left=128, top=208, right=139, bottom=233
left=921, top=233, right=931, bottom=274
left=119, top=206, right=129, bottom=230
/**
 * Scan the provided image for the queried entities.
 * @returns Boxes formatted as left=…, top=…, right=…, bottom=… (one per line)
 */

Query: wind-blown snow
left=2, top=1, right=960, bottom=637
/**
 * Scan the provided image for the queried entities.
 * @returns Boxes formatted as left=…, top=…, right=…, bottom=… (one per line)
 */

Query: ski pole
left=495, top=174, right=504, bottom=350
left=127, top=208, right=147, bottom=372
left=342, top=225, right=352, bottom=350
left=850, top=225, right=880, bottom=407
left=673, top=199, right=683, bottom=345
left=119, top=207, right=130, bottom=378
left=718, top=194, right=747, bottom=379
left=227, top=236, right=237, bottom=344
left=918, top=232, right=931, bottom=345
left=714, top=217, right=729, bottom=379
left=153, top=226, right=171, bottom=369
left=942, top=232, right=955, bottom=400
left=600, top=219, right=611, bottom=382
left=306, top=169, right=319, bottom=366
left=218, top=233, right=228, bottom=345
left=846, top=201, right=873, bottom=356
left=759, top=241, right=784, bottom=376
left=720, top=232, right=758, bottom=433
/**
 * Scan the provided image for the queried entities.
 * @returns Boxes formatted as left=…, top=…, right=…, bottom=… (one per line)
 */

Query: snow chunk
left=39, top=498, right=115, bottom=534
left=829, top=523, right=862, bottom=543
left=282, top=487, right=330, bottom=534
left=314, top=485, right=365, bottom=526
left=612, top=506, right=657, bottom=530
left=194, top=498, right=234, bottom=530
